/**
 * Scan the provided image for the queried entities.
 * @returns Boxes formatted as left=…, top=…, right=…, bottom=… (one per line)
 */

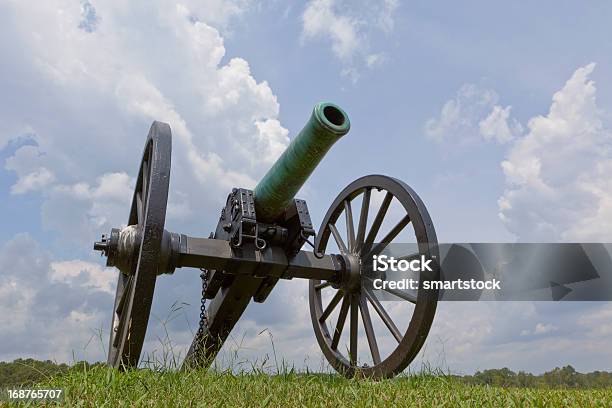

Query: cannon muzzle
left=254, top=102, right=350, bottom=222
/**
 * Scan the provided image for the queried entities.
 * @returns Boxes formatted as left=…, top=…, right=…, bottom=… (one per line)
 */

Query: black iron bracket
left=222, top=188, right=266, bottom=250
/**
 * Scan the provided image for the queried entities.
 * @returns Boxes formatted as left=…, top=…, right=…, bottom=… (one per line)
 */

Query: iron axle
left=95, top=226, right=344, bottom=282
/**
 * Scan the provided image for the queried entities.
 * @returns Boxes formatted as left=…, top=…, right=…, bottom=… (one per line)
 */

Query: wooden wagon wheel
left=309, top=175, right=439, bottom=379
left=103, top=121, right=172, bottom=369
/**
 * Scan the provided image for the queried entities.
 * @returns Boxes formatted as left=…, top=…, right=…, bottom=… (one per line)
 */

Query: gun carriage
left=94, top=102, right=439, bottom=379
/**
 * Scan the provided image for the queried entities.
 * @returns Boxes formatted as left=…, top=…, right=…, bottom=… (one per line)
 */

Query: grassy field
left=3, top=366, right=611, bottom=407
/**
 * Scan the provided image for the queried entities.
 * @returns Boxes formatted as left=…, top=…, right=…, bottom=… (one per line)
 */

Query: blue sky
left=1, top=0, right=611, bottom=374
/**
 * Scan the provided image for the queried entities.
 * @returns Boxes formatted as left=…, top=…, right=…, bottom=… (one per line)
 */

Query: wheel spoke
left=113, top=307, right=129, bottom=348
left=113, top=276, right=133, bottom=348
left=366, top=214, right=411, bottom=258
left=136, top=191, right=144, bottom=224
left=364, top=289, right=402, bottom=343
left=116, top=275, right=133, bottom=315
left=320, top=290, right=344, bottom=323
left=355, top=188, right=371, bottom=254
left=331, top=295, right=350, bottom=350
left=381, top=286, right=417, bottom=304
left=113, top=318, right=123, bottom=347
left=344, top=200, right=355, bottom=253
left=397, top=251, right=422, bottom=262
left=349, top=294, right=359, bottom=365
left=142, top=159, right=149, bottom=209
left=315, top=281, right=332, bottom=291
left=329, top=223, right=348, bottom=254
left=362, top=192, right=393, bottom=255
left=360, top=294, right=381, bottom=365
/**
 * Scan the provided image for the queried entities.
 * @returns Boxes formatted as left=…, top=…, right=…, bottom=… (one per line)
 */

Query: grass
left=3, top=312, right=609, bottom=406
left=3, top=365, right=611, bottom=407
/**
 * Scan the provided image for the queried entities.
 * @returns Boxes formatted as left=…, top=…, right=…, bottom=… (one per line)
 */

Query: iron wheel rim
left=107, top=121, right=172, bottom=369
left=309, top=175, right=439, bottom=379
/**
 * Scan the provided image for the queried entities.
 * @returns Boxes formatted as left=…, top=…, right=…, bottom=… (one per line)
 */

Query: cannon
left=94, top=102, right=439, bottom=379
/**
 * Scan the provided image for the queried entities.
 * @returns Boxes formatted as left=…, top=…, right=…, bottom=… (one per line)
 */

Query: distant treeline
left=1, top=359, right=611, bottom=389
left=0, top=359, right=102, bottom=388
left=455, top=366, right=612, bottom=389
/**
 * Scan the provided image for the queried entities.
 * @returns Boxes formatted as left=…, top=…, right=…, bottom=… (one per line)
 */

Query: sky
left=1, top=0, right=611, bottom=375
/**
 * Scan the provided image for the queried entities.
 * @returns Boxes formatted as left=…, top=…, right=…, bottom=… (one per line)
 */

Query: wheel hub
left=340, top=253, right=362, bottom=293
left=94, top=226, right=140, bottom=274
left=94, top=224, right=181, bottom=276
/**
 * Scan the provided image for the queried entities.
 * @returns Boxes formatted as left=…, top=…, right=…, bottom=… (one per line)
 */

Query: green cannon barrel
left=254, top=102, right=350, bottom=222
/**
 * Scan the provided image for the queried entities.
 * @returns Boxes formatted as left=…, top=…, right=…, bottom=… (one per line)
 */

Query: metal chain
left=193, top=268, right=210, bottom=358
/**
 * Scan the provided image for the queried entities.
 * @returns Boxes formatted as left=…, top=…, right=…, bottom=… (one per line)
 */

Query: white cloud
left=424, top=84, right=502, bottom=144
left=1, top=0, right=288, bottom=247
left=377, top=0, right=398, bottom=33
left=302, top=0, right=359, bottom=60
left=534, top=322, right=558, bottom=335
left=365, top=53, right=385, bottom=68
left=301, top=0, right=397, bottom=77
left=519, top=322, right=559, bottom=336
left=425, top=302, right=612, bottom=373
left=39, top=173, right=134, bottom=245
left=0, top=0, right=297, bottom=366
left=9, top=167, right=55, bottom=194
left=50, top=260, right=115, bottom=295
left=418, top=64, right=612, bottom=373
left=427, top=63, right=612, bottom=242
left=499, top=63, right=612, bottom=241
left=254, top=119, right=290, bottom=166
left=479, top=105, right=523, bottom=144
left=0, top=234, right=113, bottom=362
